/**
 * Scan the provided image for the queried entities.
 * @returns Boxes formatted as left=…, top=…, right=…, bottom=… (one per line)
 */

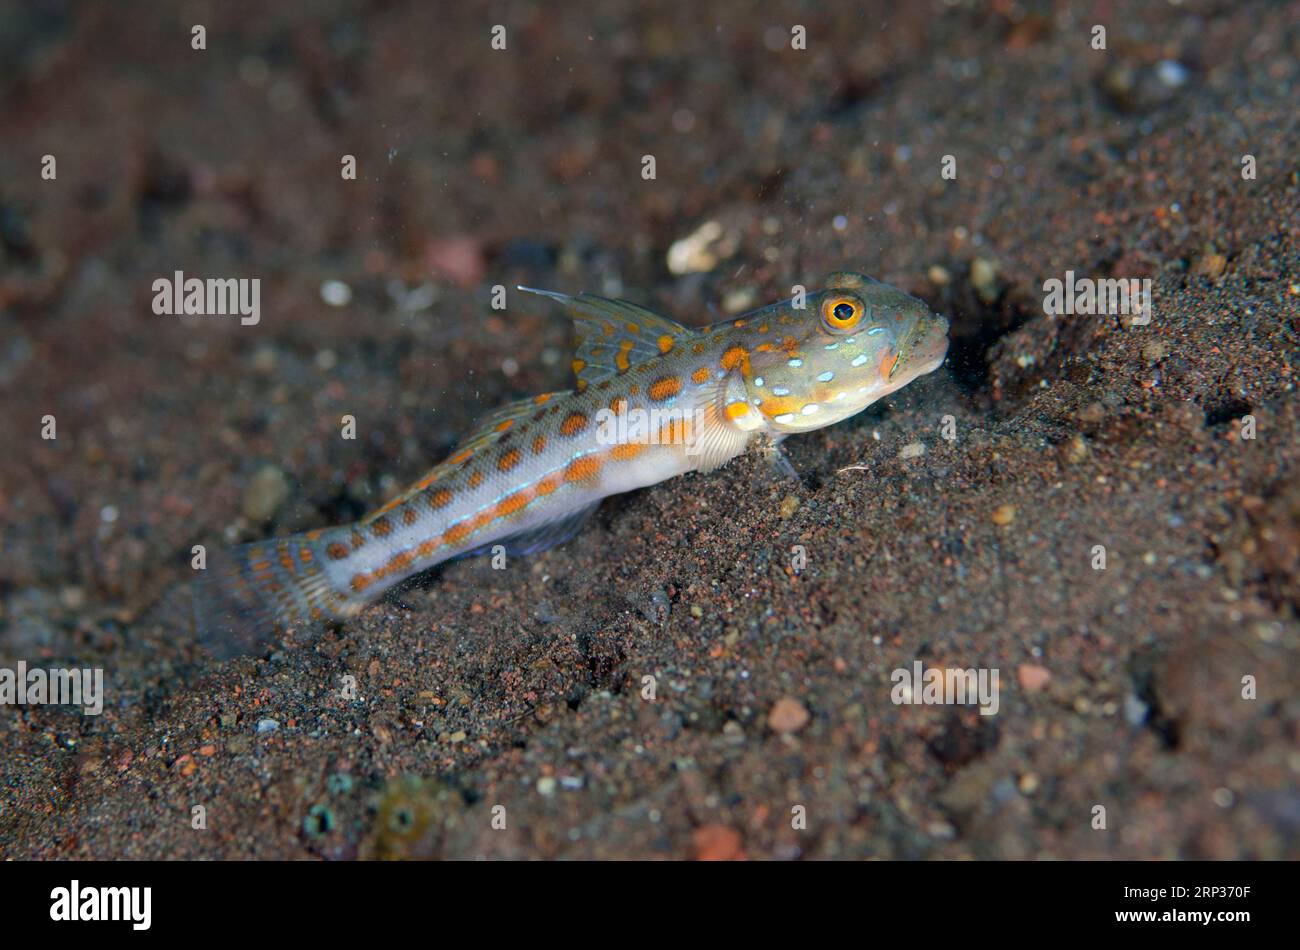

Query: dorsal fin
left=519, top=286, right=695, bottom=391
left=450, top=392, right=562, bottom=456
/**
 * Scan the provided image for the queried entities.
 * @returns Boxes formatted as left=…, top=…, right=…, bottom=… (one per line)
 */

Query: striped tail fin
left=193, top=526, right=361, bottom=658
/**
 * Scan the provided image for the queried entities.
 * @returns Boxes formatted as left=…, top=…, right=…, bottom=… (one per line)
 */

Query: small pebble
left=256, top=718, right=280, bottom=734
left=1017, top=664, right=1052, bottom=692
left=1118, top=691, right=1149, bottom=727
left=1062, top=434, right=1090, bottom=464
left=251, top=346, right=277, bottom=373
left=991, top=504, right=1017, bottom=526
left=1155, top=59, right=1189, bottom=88
left=768, top=697, right=810, bottom=734
left=320, top=280, right=352, bottom=307
left=970, top=258, right=1001, bottom=304
left=778, top=494, right=800, bottom=519
left=927, top=264, right=952, bottom=286
left=692, top=824, right=744, bottom=861
left=536, top=776, right=557, bottom=796
left=899, top=441, right=926, bottom=460
left=242, top=465, right=291, bottom=522
left=1192, top=252, right=1227, bottom=279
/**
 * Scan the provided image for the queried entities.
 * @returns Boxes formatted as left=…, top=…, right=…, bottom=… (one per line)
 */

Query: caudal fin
left=193, top=527, right=358, bottom=658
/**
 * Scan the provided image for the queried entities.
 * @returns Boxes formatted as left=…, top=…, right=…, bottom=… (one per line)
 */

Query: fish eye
left=821, top=295, right=863, bottom=331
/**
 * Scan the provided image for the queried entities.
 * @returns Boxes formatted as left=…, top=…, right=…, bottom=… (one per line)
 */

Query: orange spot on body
left=565, top=456, right=602, bottom=482
left=249, top=560, right=272, bottom=573
left=691, top=366, right=711, bottom=385
left=532, top=433, right=548, bottom=454
left=609, top=395, right=628, bottom=414
left=498, top=448, right=522, bottom=472
left=371, top=517, right=392, bottom=538
left=299, top=547, right=313, bottom=563
left=536, top=476, right=560, bottom=495
left=449, top=449, right=472, bottom=465
left=725, top=402, right=751, bottom=421
left=402, top=507, right=419, bottom=526
left=534, top=392, right=552, bottom=405
left=496, top=490, right=533, bottom=517
left=385, top=551, right=415, bottom=575
left=326, top=542, right=349, bottom=561
left=469, top=471, right=484, bottom=488
left=760, top=397, right=798, bottom=417
left=649, top=375, right=682, bottom=401
left=611, top=441, right=646, bottom=461
left=494, top=419, right=514, bottom=433
left=560, top=411, right=588, bottom=436
left=350, top=573, right=371, bottom=593
left=350, top=531, right=365, bottom=550
left=657, top=335, right=675, bottom=354
left=444, top=521, right=474, bottom=545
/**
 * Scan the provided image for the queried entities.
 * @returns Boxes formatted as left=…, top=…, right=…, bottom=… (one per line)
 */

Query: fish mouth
left=894, top=314, right=950, bottom=379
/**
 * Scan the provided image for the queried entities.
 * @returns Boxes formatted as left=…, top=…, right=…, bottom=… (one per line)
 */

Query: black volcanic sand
left=1, top=1, right=1298, bottom=859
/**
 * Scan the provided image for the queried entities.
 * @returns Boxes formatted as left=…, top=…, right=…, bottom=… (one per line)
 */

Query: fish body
left=195, top=271, right=949, bottom=654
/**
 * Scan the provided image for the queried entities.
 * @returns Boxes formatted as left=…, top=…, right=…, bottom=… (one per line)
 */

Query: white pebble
left=320, top=280, right=352, bottom=307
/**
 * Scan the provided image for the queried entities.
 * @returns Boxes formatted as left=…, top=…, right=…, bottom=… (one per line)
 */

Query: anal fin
left=459, top=501, right=601, bottom=559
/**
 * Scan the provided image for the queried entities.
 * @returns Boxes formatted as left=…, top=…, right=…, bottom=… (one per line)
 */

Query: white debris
left=667, top=220, right=728, bottom=275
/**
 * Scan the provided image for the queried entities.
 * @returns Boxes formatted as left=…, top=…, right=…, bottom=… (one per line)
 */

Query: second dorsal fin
left=362, top=391, right=565, bottom=523
left=519, top=286, right=695, bottom=391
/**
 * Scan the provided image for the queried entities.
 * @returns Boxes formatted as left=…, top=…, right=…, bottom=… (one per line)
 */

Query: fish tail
left=193, top=526, right=359, bottom=657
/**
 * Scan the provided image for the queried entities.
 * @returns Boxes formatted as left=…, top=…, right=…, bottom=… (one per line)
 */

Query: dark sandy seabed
left=0, top=1, right=1297, bottom=860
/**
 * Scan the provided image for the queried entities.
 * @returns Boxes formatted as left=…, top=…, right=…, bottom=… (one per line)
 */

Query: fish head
left=735, top=271, right=949, bottom=434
